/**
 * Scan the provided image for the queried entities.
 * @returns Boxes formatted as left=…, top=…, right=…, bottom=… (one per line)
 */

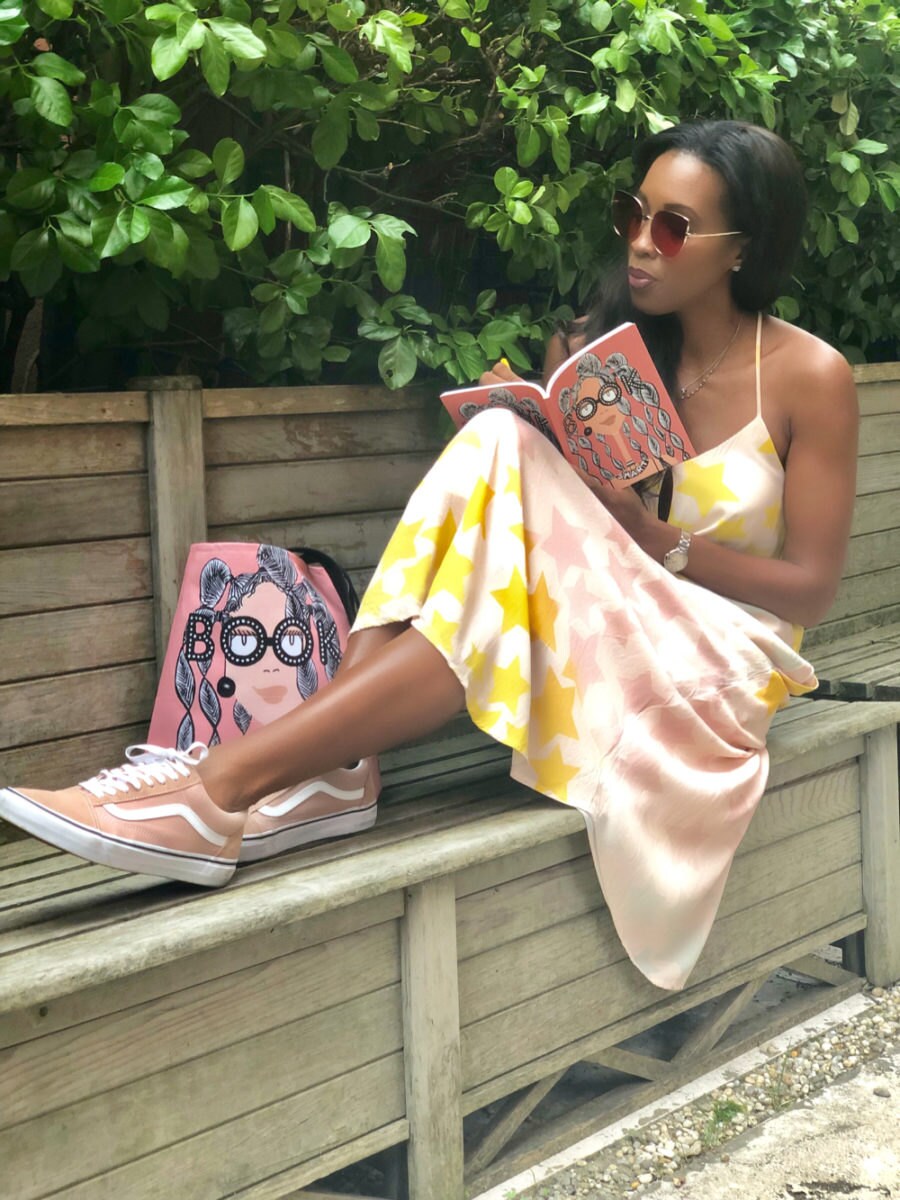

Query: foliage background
left=1, top=0, right=897, bottom=391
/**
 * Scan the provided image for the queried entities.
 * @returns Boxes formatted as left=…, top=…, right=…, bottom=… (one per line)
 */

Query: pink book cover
left=440, top=322, right=695, bottom=489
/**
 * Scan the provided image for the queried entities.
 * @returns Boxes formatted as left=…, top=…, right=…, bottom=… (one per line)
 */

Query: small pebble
left=873, top=1085, right=891, bottom=1098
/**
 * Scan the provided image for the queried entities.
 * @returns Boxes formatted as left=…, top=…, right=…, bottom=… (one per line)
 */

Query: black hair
left=576, top=120, right=808, bottom=400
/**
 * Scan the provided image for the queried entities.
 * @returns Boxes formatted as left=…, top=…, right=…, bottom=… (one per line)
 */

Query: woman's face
left=624, top=150, right=745, bottom=316
left=221, top=581, right=305, bottom=722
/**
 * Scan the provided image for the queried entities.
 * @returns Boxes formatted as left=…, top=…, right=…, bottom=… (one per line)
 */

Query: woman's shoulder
left=764, top=316, right=855, bottom=392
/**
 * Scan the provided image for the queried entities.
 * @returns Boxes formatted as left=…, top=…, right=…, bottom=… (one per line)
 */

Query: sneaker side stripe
left=103, top=801, right=229, bottom=847
left=258, top=781, right=366, bottom=819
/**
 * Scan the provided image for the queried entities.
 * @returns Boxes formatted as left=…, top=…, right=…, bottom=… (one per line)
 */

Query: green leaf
left=136, top=286, right=170, bottom=331
left=614, top=77, right=637, bottom=113
left=213, top=137, right=245, bottom=186
left=56, top=233, right=100, bottom=273
left=590, top=0, right=612, bottom=32
left=517, top=124, right=541, bottom=168
left=173, top=150, right=213, bottom=179
left=706, top=13, right=734, bottom=40
left=145, top=3, right=182, bottom=20
left=30, top=77, right=73, bottom=127
left=838, top=101, right=859, bottom=137
left=92, top=210, right=131, bottom=258
left=378, top=335, right=417, bottom=388
left=11, top=227, right=52, bottom=271
left=322, top=345, right=351, bottom=363
left=32, top=52, right=86, bottom=84
left=263, top=186, right=316, bottom=231
left=374, top=231, right=405, bottom=291
left=312, top=96, right=350, bottom=170
left=129, top=94, right=181, bottom=126
left=854, top=139, right=888, bottom=156
left=119, top=206, right=151, bottom=243
left=137, top=176, right=194, bottom=209
left=7, top=168, right=56, bottom=211
left=201, top=32, right=230, bottom=95
left=101, top=0, right=141, bottom=22
left=142, top=209, right=189, bottom=273
left=572, top=93, right=608, bottom=117
left=494, top=166, right=518, bottom=196
left=89, top=163, right=125, bottom=192
left=551, top=134, right=570, bottom=174
left=508, top=199, right=532, bottom=225
left=0, top=0, right=28, bottom=46
left=461, top=26, right=480, bottom=47
left=329, top=211, right=370, bottom=249
left=36, top=0, right=73, bottom=17
left=318, top=40, right=359, bottom=83
left=848, top=171, right=870, bottom=207
left=252, top=186, right=275, bottom=234
left=207, top=18, right=267, bottom=59
left=222, top=196, right=258, bottom=250
left=837, top=215, right=859, bottom=244
left=151, top=30, right=190, bottom=81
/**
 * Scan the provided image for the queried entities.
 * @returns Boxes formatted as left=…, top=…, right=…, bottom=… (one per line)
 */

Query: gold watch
left=664, top=529, right=692, bottom=575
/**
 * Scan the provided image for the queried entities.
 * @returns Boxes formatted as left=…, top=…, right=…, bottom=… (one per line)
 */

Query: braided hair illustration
left=175, top=545, right=343, bottom=750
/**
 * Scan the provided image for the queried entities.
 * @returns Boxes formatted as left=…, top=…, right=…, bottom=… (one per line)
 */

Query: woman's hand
left=479, top=360, right=524, bottom=387
left=591, top=482, right=657, bottom=547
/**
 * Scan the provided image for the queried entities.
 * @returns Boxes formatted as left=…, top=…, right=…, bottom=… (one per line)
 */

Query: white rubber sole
left=0, top=787, right=236, bottom=888
left=238, top=802, right=378, bottom=864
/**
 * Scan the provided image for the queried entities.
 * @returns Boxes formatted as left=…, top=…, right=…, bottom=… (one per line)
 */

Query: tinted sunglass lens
left=611, top=192, right=642, bottom=241
left=651, top=211, right=690, bottom=257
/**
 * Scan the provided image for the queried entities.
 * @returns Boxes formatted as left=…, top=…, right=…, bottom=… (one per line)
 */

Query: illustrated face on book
left=218, top=581, right=311, bottom=721
left=624, top=150, right=745, bottom=316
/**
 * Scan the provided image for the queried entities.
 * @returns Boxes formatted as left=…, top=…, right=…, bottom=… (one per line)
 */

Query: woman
left=0, top=120, right=858, bottom=991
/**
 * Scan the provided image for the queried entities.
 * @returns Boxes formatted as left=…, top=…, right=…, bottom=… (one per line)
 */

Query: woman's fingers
left=479, top=359, right=525, bottom=386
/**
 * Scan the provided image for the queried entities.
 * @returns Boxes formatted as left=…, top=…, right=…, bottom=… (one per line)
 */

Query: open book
left=441, top=322, right=695, bottom=489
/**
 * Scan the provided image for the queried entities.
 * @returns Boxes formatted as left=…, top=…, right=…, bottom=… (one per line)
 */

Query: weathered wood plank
left=144, top=377, right=208, bottom=668
left=466, top=1067, right=567, bottom=1175
left=11, top=1053, right=406, bottom=1200
left=206, top=454, right=435, bottom=524
left=0, top=922, right=401, bottom=1128
left=0, top=662, right=157, bottom=751
left=0, top=723, right=148, bottom=792
left=0, top=892, right=403, bottom=1051
left=402, top=877, right=464, bottom=1200
left=0, top=393, right=149, bottom=425
left=0, top=538, right=152, bottom=617
left=209, top=509, right=403, bottom=572
left=825, top=565, right=900, bottom=623
left=460, top=866, right=862, bottom=1095
left=849, top=489, right=900, bottom=538
left=204, top=409, right=443, bottom=465
left=860, top=725, right=900, bottom=987
left=0, top=600, right=154, bottom=685
left=808, top=603, right=900, bottom=649
left=843, top=527, right=900, bottom=578
left=858, top=412, right=900, bottom=457
left=853, top=364, right=900, bottom=388
left=856, top=451, right=900, bottom=496
left=202, top=383, right=431, bottom=418
left=0, top=423, right=146, bottom=480
left=0, top=475, right=149, bottom=548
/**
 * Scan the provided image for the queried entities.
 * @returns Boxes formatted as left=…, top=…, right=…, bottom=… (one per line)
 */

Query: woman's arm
left=598, top=348, right=859, bottom=629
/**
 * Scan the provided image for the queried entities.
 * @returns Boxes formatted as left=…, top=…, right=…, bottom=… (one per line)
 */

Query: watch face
left=665, top=547, right=688, bottom=573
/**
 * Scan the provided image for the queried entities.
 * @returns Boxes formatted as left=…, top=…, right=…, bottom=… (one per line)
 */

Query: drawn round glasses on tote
left=220, top=616, right=313, bottom=667
left=611, top=190, right=742, bottom=259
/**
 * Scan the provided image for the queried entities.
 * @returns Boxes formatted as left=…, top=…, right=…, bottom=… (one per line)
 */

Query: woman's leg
left=197, top=624, right=463, bottom=812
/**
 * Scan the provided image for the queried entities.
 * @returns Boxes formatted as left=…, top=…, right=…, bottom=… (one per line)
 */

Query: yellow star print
left=421, top=608, right=459, bottom=659
left=421, top=509, right=458, bottom=560
left=357, top=571, right=400, bottom=618
left=431, top=541, right=475, bottom=607
left=490, top=568, right=530, bottom=634
left=675, top=460, right=740, bottom=519
left=755, top=670, right=789, bottom=716
left=764, top=501, right=781, bottom=530
left=484, top=655, right=530, bottom=718
left=379, top=517, right=424, bottom=566
left=529, top=572, right=559, bottom=654
left=534, top=669, right=578, bottom=746
left=505, top=465, right=521, bottom=495
left=461, top=476, right=496, bottom=537
left=713, top=515, right=747, bottom=544
left=530, top=744, right=580, bottom=803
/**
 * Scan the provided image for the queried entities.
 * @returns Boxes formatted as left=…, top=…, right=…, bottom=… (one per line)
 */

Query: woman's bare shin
left=196, top=625, right=464, bottom=811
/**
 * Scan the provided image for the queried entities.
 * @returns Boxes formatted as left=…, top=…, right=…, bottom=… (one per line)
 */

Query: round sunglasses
left=220, top=616, right=313, bottom=667
left=611, top=190, right=742, bottom=259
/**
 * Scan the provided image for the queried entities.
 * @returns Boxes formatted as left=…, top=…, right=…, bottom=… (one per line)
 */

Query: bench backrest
left=1, top=364, right=897, bottom=790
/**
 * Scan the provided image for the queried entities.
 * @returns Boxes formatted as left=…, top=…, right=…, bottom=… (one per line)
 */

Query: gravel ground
left=503, top=981, right=900, bottom=1200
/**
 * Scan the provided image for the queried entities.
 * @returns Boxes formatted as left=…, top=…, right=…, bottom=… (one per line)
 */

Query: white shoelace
left=80, top=743, right=209, bottom=799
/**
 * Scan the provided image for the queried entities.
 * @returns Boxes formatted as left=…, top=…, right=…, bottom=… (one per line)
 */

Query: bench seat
left=807, top=619, right=900, bottom=702
left=2, top=696, right=898, bottom=1200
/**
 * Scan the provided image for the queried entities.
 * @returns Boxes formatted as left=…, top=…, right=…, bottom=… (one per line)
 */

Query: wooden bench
left=1, top=366, right=899, bottom=1200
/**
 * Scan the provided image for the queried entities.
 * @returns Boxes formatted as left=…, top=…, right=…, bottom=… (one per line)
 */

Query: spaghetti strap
left=755, top=311, right=763, bottom=418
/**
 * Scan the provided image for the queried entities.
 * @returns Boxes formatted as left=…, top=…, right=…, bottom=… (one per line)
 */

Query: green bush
left=1, top=0, right=897, bottom=390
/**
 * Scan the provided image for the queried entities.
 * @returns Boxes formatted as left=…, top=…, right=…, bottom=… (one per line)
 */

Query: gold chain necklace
left=678, top=318, right=742, bottom=402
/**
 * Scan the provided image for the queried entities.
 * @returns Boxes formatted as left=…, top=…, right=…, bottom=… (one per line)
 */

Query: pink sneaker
left=0, top=744, right=245, bottom=887
left=239, top=758, right=380, bottom=863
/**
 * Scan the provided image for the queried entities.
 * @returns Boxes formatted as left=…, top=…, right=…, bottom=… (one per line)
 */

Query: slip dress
left=352, top=312, right=817, bottom=991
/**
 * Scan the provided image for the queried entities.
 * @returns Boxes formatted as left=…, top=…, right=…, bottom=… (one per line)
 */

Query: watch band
left=663, top=529, right=692, bottom=575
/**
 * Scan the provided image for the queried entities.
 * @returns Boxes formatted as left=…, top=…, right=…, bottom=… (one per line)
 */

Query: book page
left=550, top=324, right=693, bottom=490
